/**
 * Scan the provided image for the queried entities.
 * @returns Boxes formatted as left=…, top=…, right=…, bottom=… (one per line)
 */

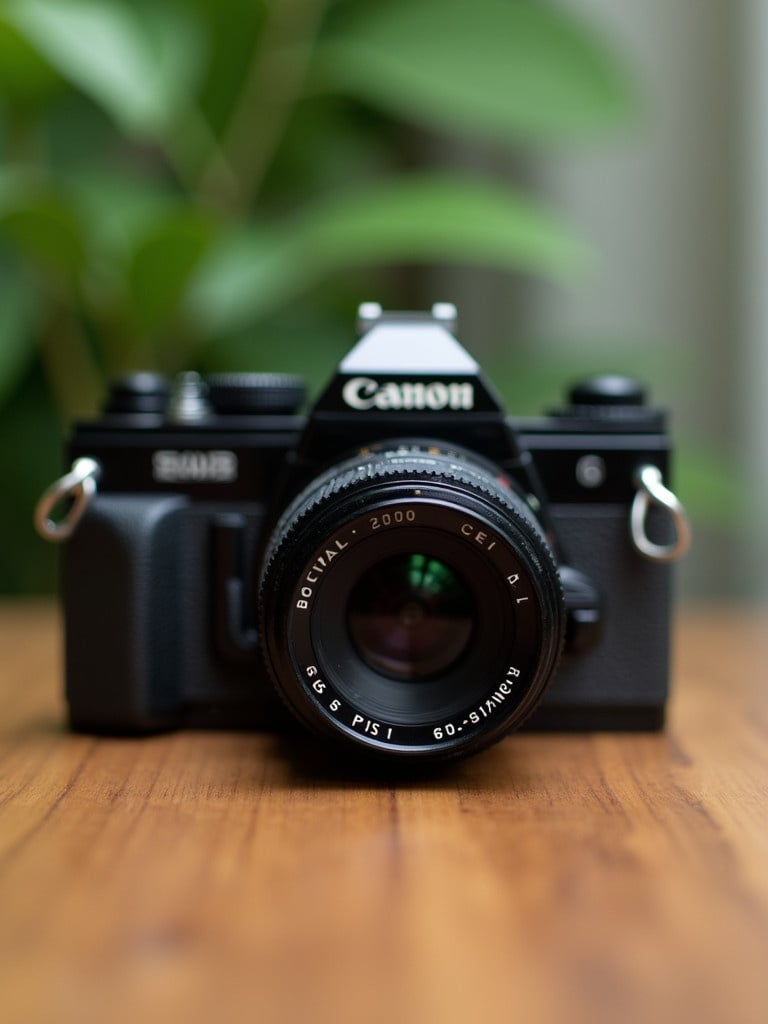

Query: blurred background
left=0, top=0, right=763, bottom=600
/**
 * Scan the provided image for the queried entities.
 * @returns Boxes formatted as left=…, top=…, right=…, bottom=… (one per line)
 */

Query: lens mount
left=259, top=447, right=564, bottom=760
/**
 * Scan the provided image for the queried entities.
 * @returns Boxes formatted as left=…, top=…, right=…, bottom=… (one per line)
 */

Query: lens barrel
left=259, top=446, right=564, bottom=760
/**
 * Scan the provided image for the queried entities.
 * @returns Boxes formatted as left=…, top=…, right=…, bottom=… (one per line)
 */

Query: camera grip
left=62, top=494, right=188, bottom=732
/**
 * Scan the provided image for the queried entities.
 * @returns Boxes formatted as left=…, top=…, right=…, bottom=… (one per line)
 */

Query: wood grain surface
left=1, top=601, right=767, bottom=1024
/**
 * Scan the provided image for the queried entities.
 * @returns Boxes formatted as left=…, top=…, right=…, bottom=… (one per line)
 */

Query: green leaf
left=182, top=0, right=267, bottom=135
left=185, top=229, right=295, bottom=338
left=128, top=210, right=215, bottom=331
left=0, top=189, right=86, bottom=283
left=3, top=0, right=204, bottom=139
left=314, top=0, right=633, bottom=143
left=187, top=174, right=587, bottom=335
left=0, top=17, right=61, bottom=106
left=0, top=168, right=35, bottom=210
left=0, top=367, right=63, bottom=592
left=288, top=175, right=587, bottom=270
left=67, top=171, right=179, bottom=261
left=0, top=265, right=37, bottom=409
left=63, top=171, right=187, bottom=326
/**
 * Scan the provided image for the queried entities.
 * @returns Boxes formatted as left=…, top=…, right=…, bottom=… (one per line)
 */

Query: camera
left=36, top=303, right=690, bottom=761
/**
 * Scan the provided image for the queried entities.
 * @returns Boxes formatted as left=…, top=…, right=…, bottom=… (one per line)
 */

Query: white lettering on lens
left=296, top=537, right=349, bottom=610
left=306, top=666, right=326, bottom=694
left=434, top=668, right=520, bottom=739
left=351, top=714, right=381, bottom=736
left=370, top=509, right=416, bottom=530
left=461, top=523, right=497, bottom=550
left=342, top=377, right=474, bottom=411
left=464, top=669, right=520, bottom=728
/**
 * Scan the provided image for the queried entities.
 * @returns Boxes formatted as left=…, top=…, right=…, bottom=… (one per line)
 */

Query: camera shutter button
left=569, top=375, right=646, bottom=407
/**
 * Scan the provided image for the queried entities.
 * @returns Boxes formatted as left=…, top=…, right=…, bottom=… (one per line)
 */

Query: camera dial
left=206, top=373, right=306, bottom=415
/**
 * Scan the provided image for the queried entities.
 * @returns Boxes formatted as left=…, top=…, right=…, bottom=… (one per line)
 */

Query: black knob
left=569, top=375, right=646, bottom=407
left=206, top=373, right=306, bottom=415
left=103, top=372, right=170, bottom=415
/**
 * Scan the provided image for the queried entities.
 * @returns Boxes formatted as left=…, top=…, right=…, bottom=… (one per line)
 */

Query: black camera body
left=48, top=304, right=688, bottom=761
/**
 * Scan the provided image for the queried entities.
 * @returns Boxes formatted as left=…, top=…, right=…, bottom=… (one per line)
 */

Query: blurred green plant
left=0, top=0, right=633, bottom=591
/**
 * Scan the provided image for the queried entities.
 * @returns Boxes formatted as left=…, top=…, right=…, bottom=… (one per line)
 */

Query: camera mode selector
left=103, top=373, right=170, bottom=415
left=558, top=375, right=659, bottom=426
left=206, top=373, right=306, bottom=415
left=569, top=375, right=646, bottom=407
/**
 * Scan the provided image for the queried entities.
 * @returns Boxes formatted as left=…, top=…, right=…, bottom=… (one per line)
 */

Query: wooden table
left=1, top=602, right=767, bottom=1024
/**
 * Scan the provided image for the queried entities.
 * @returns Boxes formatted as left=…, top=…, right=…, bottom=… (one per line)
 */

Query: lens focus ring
left=264, top=449, right=547, bottom=571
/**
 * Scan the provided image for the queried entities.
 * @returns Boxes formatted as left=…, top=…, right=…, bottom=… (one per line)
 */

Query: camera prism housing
left=53, top=304, right=688, bottom=761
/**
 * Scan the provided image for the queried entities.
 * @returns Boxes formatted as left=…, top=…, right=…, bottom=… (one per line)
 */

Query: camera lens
left=347, top=553, right=475, bottom=681
left=259, top=446, right=564, bottom=761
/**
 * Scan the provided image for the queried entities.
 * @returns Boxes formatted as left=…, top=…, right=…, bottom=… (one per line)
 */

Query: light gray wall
left=526, top=1, right=745, bottom=598
left=431, top=2, right=763, bottom=600
left=739, top=1, right=768, bottom=601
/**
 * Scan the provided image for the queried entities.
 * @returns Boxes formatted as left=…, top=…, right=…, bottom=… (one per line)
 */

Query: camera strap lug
left=630, top=464, right=691, bottom=563
left=34, top=458, right=101, bottom=543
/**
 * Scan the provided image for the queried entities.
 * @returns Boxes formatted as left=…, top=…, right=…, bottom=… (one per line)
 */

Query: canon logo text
left=342, top=377, right=474, bottom=411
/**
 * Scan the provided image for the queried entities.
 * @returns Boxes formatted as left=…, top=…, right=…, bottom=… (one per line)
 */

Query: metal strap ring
left=630, top=464, right=691, bottom=563
left=34, top=458, right=101, bottom=543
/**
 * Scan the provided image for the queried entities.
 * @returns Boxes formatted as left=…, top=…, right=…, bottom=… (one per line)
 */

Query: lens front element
left=347, top=553, right=475, bottom=682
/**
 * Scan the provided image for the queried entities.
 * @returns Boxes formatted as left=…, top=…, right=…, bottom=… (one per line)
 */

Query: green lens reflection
left=347, top=553, right=475, bottom=682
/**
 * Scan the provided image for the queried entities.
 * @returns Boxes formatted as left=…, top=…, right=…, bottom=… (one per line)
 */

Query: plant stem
left=198, top=0, right=329, bottom=214
left=38, top=301, right=104, bottom=423
left=165, top=105, right=240, bottom=205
